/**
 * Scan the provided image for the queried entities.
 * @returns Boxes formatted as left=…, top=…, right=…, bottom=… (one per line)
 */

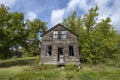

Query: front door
left=58, top=48, right=64, bottom=63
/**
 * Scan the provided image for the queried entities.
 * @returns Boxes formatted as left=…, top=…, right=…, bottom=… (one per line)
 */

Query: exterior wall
left=40, top=25, right=80, bottom=65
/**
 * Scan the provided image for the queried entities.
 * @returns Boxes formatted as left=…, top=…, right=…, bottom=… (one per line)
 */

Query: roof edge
left=41, top=23, right=78, bottom=37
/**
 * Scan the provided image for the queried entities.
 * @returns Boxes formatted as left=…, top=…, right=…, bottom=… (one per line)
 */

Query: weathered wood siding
left=40, top=24, right=80, bottom=65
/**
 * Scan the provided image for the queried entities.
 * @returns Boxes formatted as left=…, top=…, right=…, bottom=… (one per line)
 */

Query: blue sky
left=0, top=0, right=120, bottom=32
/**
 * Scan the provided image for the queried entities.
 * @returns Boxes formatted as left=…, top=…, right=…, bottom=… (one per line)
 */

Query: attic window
left=46, top=45, right=52, bottom=56
left=53, top=31, right=58, bottom=38
left=61, top=31, right=66, bottom=39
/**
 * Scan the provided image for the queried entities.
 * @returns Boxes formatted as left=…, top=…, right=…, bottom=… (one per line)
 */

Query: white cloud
left=110, top=0, right=120, bottom=31
left=94, top=0, right=120, bottom=32
left=26, top=12, right=37, bottom=21
left=51, top=9, right=65, bottom=25
left=51, top=0, right=85, bottom=25
left=50, top=0, right=91, bottom=26
left=51, top=0, right=120, bottom=32
left=67, top=0, right=81, bottom=11
left=0, top=0, right=16, bottom=7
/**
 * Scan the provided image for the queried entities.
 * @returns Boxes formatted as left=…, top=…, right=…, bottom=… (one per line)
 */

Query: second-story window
left=53, top=31, right=58, bottom=38
left=61, top=31, right=66, bottom=39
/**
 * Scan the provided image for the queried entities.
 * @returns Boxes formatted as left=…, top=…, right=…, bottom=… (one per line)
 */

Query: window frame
left=53, top=31, right=58, bottom=39
left=69, top=46, right=74, bottom=56
left=46, top=45, right=52, bottom=56
left=61, top=31, right=66, bottom=39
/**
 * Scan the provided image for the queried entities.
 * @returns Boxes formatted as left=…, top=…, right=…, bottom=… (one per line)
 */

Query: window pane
left=53, top=31, right=58, bottom=34
left=53, top=31, right=58, bottom=38
left=62, top=34, right=66, bottom=38
left=62, top=31, right=66, bottom=34
left=61, top=31, right=66, bottom=39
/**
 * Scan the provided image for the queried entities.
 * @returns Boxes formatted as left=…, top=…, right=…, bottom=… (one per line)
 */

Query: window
left=46, top=45, right=52, bottom=56
left=61, top=31, right=66, bottom=39
left=69, top=46, right=74, bottom=56
left=53, top=31, right=58, bottom=38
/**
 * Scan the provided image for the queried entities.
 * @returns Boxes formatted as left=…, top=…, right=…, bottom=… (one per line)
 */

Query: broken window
left=46, top=45, right=52, bottom=56
left=53, top=31, right=58, bottom=38
left=69, top=46, right=74, bottom=56
left=61, top=31, right=66, bottom=39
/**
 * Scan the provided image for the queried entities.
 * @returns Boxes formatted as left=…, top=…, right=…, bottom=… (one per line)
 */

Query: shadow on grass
left=0, top=57, right=37, bottom=68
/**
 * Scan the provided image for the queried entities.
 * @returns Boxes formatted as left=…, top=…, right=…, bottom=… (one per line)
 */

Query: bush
left=64, top=64, right=79, bottom=71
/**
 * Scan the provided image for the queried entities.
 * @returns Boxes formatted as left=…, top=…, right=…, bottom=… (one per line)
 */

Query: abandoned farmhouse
left=40, top=23, right=80, bottom=65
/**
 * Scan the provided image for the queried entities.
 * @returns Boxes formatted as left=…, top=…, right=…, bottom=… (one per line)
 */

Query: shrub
left=64, top=64, right=79, bottom=71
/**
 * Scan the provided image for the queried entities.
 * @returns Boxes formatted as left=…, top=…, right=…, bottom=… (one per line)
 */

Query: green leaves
left=24, top=19, right=47, bottom=56
left=0, top=4, right=47, bottom=59
left=83, top=6, right=99, bottom=32
left=62, top=6, right=119, bottom=64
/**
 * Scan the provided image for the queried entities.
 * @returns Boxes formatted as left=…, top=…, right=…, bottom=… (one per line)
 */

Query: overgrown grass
left=0, top=57, right=120, bottom=80
left=0, top=56, right=39, bottom=67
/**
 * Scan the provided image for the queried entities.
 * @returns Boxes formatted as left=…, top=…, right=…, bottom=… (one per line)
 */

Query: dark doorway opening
left=58, top=48, right=63, bottom=61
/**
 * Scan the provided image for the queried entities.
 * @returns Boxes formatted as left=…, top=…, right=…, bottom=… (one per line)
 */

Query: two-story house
left=40, top=23, right=80, bottom=65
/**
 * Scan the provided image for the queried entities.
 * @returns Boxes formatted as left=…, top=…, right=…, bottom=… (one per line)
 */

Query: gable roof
left=41, top=23, right=78, bottom=37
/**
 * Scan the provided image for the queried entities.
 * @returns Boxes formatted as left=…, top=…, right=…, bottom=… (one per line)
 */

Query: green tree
left=0, top=4, right=27, bottom=59
left=0, top=4, right=47, bottom=59
left=62, top=6, right=119, bottom=64
left=25, top=19, right=47, bottom=56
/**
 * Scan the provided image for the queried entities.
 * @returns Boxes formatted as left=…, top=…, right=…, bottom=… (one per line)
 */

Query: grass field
left=0, top=57, right=120, bottom=80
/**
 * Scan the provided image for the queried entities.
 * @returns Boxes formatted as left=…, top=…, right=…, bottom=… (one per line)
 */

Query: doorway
left=58, top=48, right=64, bottom=62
